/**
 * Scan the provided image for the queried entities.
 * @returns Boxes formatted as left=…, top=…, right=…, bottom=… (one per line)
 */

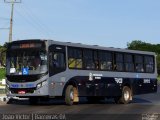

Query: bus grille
left=10, top=88, right=36, bottom=94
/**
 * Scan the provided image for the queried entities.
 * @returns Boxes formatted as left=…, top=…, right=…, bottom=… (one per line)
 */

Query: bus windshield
left=7, top=50, right=47, bottom=75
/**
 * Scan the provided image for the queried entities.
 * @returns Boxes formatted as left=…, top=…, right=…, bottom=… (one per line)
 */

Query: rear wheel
left=114, top=86, right=132, bottom=104
left=65, top=85, right=79, bottom=105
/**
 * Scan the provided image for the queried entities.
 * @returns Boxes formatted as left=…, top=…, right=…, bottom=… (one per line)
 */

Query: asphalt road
left=0, top=85, right=160, bottom=120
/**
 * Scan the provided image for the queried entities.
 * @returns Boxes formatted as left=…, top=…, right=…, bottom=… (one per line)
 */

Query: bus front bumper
left=6, top=84, right=49, bottom=98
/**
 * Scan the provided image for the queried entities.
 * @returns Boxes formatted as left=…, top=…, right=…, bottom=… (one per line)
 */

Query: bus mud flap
left=73, top=87, right=79, bottom=102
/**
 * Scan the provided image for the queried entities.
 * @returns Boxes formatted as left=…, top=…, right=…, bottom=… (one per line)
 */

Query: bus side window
left=49, top=45, right=66, bottom=76
left=68, top=47, right=82, bottom=69
left=115, top=53, right=124, bottom=71
left=99, top=51, right=113, bottom=71
left=76, top=58, right=82, bottom=68
left=135, top=55, right=144, bottom=72
left=53, top=52, right=65, bottom=68
left=68, top=58, right=76, bottom=68
left=49, top=51, right=66, bottom=76
left=53, top=54, right=59, bottom=68
left=124, top=54, right=134, bottom=72
left=144, top=56, right=154, bottom=73
left=83, top=49, right=95, bottom=69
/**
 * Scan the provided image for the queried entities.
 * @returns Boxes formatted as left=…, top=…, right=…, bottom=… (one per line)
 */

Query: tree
left=0, top=43, right=7, bottom=67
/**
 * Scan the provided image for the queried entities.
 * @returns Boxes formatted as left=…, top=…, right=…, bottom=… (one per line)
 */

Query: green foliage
left=127, top=40, right=160, bottom=53
left=127, top=40, right=160, bottom=74
left=0, top=68, right=5, bottom=80
left=0, top=43, right=7, bottom=66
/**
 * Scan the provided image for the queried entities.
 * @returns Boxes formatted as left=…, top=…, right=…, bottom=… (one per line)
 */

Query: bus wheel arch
left=115, top=85, right=132, bottom=104
left=63, top=80, right=79, bottom=105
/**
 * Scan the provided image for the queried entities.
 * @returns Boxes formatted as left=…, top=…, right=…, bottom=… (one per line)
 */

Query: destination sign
left=10, top=42, right=44, bottom=49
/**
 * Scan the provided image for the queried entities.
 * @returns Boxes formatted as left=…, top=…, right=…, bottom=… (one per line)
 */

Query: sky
left=0, top=0, right=160, bottom=48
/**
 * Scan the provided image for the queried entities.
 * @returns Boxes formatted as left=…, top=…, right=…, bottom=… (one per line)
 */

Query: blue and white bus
left=4, top=39, right=157, bottom=105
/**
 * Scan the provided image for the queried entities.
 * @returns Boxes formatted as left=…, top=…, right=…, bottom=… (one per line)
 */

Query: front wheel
left=65, top=85, right=79, bottom=105
left=114, top=86, right=132, bottom=104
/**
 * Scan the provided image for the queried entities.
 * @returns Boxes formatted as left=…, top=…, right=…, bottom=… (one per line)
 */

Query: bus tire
left=114, top=86, right=132, bottom=104
left=7, top=98, right=14, bottom=104
left=29, top=97, right=38, bottom=105
left=65, top=85, right=78, bottom=105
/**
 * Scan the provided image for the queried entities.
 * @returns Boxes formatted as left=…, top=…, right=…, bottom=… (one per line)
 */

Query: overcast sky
left=0, top=0, right=160, bottom=48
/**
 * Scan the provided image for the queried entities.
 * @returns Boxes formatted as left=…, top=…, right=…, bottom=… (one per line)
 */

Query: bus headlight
left=37, top=83, right=42, bottom=89
left=36, top=80, right=47, bottom=89
left=42, top=81, right=47, bottom=86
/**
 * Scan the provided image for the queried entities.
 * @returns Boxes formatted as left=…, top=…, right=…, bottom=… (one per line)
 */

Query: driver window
left=53, top=52, right=65, bottom=68
left=49, top=51, right=66, bottom=76
left=49, top=45, right=66, bottom=76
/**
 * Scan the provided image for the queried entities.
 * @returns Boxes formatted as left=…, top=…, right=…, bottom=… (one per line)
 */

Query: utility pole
left=4, top=0, right=21, bottom=42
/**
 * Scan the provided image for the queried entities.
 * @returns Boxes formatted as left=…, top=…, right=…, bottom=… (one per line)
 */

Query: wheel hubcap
left=124, top=90, right=129, bottom=101
left=70, top=91, right=74, bottom=100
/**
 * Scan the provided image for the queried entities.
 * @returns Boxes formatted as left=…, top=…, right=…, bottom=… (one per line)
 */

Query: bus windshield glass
left=7, top=50, right=47, bottom=75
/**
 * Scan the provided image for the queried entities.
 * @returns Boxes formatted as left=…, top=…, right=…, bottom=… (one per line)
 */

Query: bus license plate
left=18, top=90, right=26, bottom=94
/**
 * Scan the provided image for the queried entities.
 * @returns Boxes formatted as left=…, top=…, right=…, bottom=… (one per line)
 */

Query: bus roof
left=11, top=39, right=156, bottom=55
left=47, top=39, right=155, bottom=55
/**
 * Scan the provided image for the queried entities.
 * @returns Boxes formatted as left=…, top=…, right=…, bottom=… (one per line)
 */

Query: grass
left=0, top=68, right=5, bottom=81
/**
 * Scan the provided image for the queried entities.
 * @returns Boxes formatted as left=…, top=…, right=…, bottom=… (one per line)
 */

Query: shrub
left=0, top=68, right=5, bottom=80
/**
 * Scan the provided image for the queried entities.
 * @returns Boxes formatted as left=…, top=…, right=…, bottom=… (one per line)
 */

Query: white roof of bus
left=47, top=39, right=155, bottom=55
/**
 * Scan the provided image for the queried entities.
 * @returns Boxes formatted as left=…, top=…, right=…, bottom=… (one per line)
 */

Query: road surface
left=0, top=85, right=160, bottom=120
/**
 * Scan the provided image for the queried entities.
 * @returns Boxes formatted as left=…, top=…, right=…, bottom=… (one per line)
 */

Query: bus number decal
left=115, top=78, right=123, bottom=84
left=143, top=79, right=151, bottom=83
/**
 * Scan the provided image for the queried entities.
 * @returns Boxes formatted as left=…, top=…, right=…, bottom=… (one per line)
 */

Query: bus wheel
left=7, top=98, right=14, bottom=104
left=29, top=97, right=38, bottom=105
left=114, top=86, right=132, bottom=104
left=65, top=85, right=79, bottom=105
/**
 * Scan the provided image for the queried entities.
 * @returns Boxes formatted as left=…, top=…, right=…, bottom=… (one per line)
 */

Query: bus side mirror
left=0, top=50, right=6, bottom=67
